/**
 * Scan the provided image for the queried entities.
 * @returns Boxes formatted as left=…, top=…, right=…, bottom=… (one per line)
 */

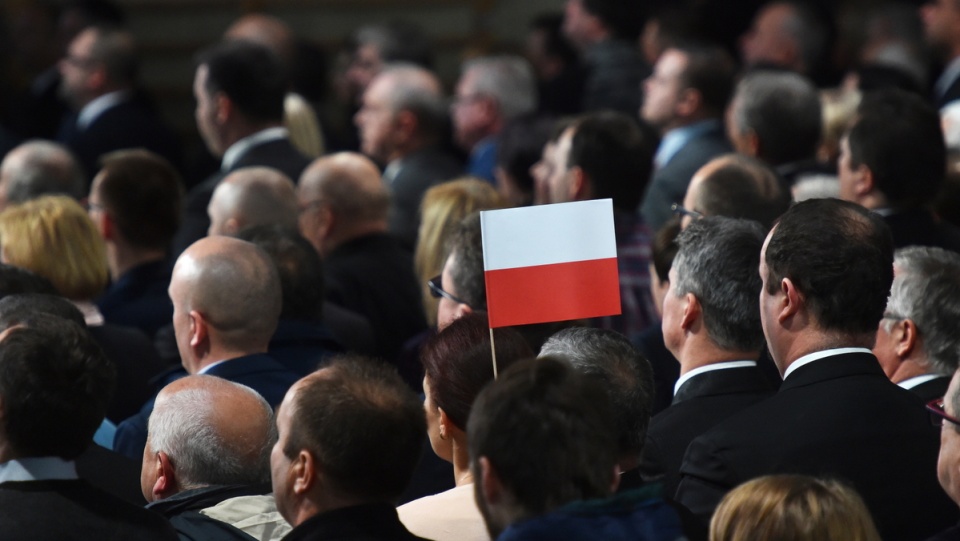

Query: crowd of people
left=2, top=0, right=960, bottom=539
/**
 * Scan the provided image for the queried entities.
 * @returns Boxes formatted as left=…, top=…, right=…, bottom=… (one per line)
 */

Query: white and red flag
left=480, top=199, right=621, bottom=328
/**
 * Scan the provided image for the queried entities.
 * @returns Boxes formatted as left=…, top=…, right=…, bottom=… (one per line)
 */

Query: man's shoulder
left=233, top=137, right=312, bottom=182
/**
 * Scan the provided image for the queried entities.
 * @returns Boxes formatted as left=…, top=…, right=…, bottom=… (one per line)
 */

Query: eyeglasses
left=428, top=275, right=469, bottom=306
left=926, top=398, right=960, bottom=428
left=670, top=202, right=703, bottom=220
left=83, top=200, right=105, bottom=213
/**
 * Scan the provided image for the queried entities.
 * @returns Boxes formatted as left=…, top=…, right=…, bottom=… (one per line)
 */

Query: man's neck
left=108, top=243, right=166, bottom=280
left=891, top=358, right=934, bottom=384
left=193, top=347, right=267, bottom=374
left=321, top=222, right=388, bottom=258
left=677, top=335, right=759, bottom=377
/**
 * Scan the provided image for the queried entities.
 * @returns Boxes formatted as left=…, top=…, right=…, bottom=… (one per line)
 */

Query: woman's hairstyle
left=0, top=195, right=109, bottom=300
left=420, top=313, right=532, bottom=430
left=710, top=475, right=881, bottom=541
left=414, top=178, right=504, bottom=326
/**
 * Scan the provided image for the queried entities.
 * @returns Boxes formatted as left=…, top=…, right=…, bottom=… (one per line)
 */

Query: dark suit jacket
left=77, top=443, right=147, bottom=505
left=88, top=323, right=168, bottom=423
left=281, top=503, right=428, bottom=541
left=675, top=352, right=958, bottom=541
left=386, top=147, right=462, bottom=250
left=640, top=123, right=731, bottom=232
left=883, top=208, right=960, bottom=252
left=937, top=71, right=960, bottom=109
left=269, top=319, right=343, bottom=377
left=97, top=259, right=173, bottom=339
left=640, top=365, right=774, bottom=499
left=172, top=136, right=311, bottom=257
left=907, top=375, right=951, bottom=403
left=0, top=479, right=178, bottom=540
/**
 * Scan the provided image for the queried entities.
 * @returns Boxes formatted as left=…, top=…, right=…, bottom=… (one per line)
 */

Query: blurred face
left=451, top=69, right=490, bottom=151
left=354, top=75, right=399, bottom=164
left=58, top=27, right=99, bottom=109
left=538, top=127, right=575, bottom=205
left=922, top=0, right=960, bottom=52
left=344, top=43, right=384, bottom=103
left=194, top=65, right=224, bottom=157
left=740, top=3, right=795, bottom=69
left=437, top=254, right=463, bottom=330
left=563, top=0, right=594, bottom=49
left=271, top=382, right=300, bottom=526
left=642, top=49, right=688, bottom=132
left=938, top=373, right=960, bottom=506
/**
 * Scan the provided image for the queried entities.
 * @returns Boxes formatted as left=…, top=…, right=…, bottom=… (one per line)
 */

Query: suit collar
left=779, top=351, right=885, bottom=392
left=673, top=365, right=771, bottom=404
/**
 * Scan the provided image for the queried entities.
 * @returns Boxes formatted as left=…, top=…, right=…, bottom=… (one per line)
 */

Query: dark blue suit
left=97, top=259, right=173, bottom=339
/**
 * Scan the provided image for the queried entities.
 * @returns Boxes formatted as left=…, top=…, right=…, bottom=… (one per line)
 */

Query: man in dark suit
left=640, top=217, right=773, bottom=500
left=298, top=153, right=426, bottom=365
left=874, top=246, right=960, bottom=402
left=922, top=0, right=960, bottom=109
left=57, top=26, right=180, bottom=181
left=639, top=42, right=735, bottom=232
left=839, top=88, right=960, bottom=252
left=172, top=40, right=311, bottom=256
left=927, top=368, right=960, bottom=540
left=0, top=313, right=177, bottom=540
left=676, top=198, right=958, bottom=541
left=271, top=358, right=429, bottom=540
left=355, top=64, right=461, bottom=250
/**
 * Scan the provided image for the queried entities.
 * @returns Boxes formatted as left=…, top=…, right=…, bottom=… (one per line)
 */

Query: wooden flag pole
left=489, top=327, right=498, bottom=380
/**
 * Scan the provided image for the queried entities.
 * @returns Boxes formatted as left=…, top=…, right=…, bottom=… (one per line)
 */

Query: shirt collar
left=77, top=90, right=130, bottom=130
left=654, top=119, right=720, bottom=169
left=782, top=347, right=873, bottom=380
left=221, top=127, right=288, bottom=171
left=71, top=300, right=104, bottom=327
left=898, top=374, right=942, bottom=390
left=936, top=56, right=960, bottom=106
left=674, top=360, right=757, bottom=397
left=198, top=358, right=230, bottom=375
left=0, top=457, right=78, bottom=484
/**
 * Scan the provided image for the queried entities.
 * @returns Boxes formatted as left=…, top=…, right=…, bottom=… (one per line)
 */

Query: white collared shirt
left=898, top=374, right=941, bottom=390
left=77, top=90, right=130, bottom=131
left=782, top=347, right=873, bottom=380
left=936, top=56, right=960, bottom=108
left=221, top=127, right=288, bottom=172
left=0, top=457, right=78, bottom=484
left=198, top=359, right=229, bottom=375
left=674, top=360, right=757, bottom=397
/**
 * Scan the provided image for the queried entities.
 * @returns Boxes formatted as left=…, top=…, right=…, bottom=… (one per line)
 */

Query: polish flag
left=480, top=199, right=621, bottom=328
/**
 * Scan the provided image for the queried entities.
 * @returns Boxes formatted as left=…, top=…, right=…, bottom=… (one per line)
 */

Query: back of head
left=213, top=166, right=298, bottom=234
left=354, top=21, right=432, bottom=68
left=886, top=246, right=960, bottom=375
left=445, top=212, right=486, bottom=310
left=0, top=141, right=85, bottom=209
left=95, top=149, right=183, bottom=251
left=237, top=225, right=324, bottom=323
left=710, top=475, right=881, bottom=541
left=692, top=154, right=791, bottom=230
left=223, top=13, right=296, bottom=70
left=765, top=198, right=893, bottom=338
left=0, top=313, right=115, bottom=460
left=674, top=216, right=767, bottom=351
left=568, top=111, right=655, bottom=212
left=197, top=40, right=287, bottom=124
left=732, top=71, right=822, bottom=166
left=284, top=357, right=425, bottom=503
left=149, top=375, right=275, bottom=490
left=421, top=313, right=532, bottom=430
left=379, top=64, right=448, bottom=142
left=496, top=114, right=556, bottom=204
left=301, top=153, right=390, bottom=225
left=468, top=356, right=617, bottom=531
left=87, top=25, right=139, bottom=87
left=581, top=0, right=645, bottom=41
left=0, top=195, right=108, bottom=300
left=464, top=56, right=537, bottom=121
left=0, top=294, right=86, bottom=329
left=539, top=327, right=653, bottom=460
left=848, top=88, right=945, bottom=207
left=0, top=264, right=58, bottom=298
left=673, top=41, right=736, bottom=117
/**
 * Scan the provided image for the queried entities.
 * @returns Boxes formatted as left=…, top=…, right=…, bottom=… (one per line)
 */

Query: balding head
left=224, top=14, right=296, bottom=69
left=169, top=236, right=281, bottom=371
left=208, top=167, right=298, bottom=237
left=142, top=375, right=276, bottom=502
left=297, top=153, right=390, bottom=257
left=682, top=154, right=790, bottom=230
left=0, top=141, right=84, bottom=211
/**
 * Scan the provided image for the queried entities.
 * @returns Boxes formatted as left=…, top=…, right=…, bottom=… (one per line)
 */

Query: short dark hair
left=568, top=111, right=655, bottom=212
left=197, top=40, right=287, bottom=123
left=694, top=154, right=791, bottom=230
left=674, top=217, right=767, bottom=351
left=673, top=41, right=736, bottom=116
left=284, top=357, right=425, bottom=502
left=236, top=225, right=325, bottom=322
left=497, top=114, right=556, bottom=203
left=539, top=327, right=654, bottom=459
left=446, top=213, right=486, bottom=310
left=0, top=314, right=115, bottom=459
left=0, top=294, right=85, bottom=328
left=848, top=88, right=945, bottom=207
left=96, top=149, right=183, bottom=250
left=0, top=264, right=58, bottom=298
left=421, top=313, right=533, bottom=430
left=581, top=0, right=646, bottom=40
left=468, top=356, right=617, bottom=519
left=87, top=26, right=139, bottom=86
left=765, top=199, right=894, bottom=337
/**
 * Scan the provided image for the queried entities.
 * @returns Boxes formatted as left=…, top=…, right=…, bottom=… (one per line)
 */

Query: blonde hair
left=0, top=195, right=109, bottom=300
left=818, top=88, right=861, bottom=164
left=414, top=178, right=504, bottom=326
left=710, top=475, right=881, bottom=541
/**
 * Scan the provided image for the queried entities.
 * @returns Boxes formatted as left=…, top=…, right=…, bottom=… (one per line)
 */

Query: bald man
left=0, top=140, right=85, bottom=211
left=298, top=153, right=426, bottom=369
left=679, top=154, right=790, bottom=230
left=115, top=236, right=299, bottom=461
left=207, top=166, right=298, bottom=237
left=143, top=375, right=291, bottom=540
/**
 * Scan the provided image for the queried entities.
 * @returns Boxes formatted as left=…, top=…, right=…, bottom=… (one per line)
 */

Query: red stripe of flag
left=484, top=257, right=621, bottom=328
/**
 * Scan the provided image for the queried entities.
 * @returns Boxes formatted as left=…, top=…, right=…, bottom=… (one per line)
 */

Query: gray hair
left=380, top=63, right=448, bottom=139
left=463, top=56, right=537, bottom=120
left=672, top=216, right=767, bottom=351
left=539, top=327, right=653, bottom=458
left=148, top=378, right=276, bottom=489
left=885, top=246, right=960, bottom=376
left=778, top=2, right=828, bottom=75
left=0, top=141, right=85, bottom=205
left=731, top=71, right=822, bottom=165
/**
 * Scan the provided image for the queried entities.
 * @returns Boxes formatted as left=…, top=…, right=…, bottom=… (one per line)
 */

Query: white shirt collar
left=782, top=347, right=873, bottom=380
left=674, top=360, right=757, bottom=397
left=77, top=90, right=130, bottom=130
left=898, top=374, right=942, bottom=390
left=221, top=127, right=288, bottom=172
left=198, top=359, right=230, bottom=375
left=936, top=55, right=960, bottom=106
left=70, top=300, right=104, bottom=327
left=0, top=457, right=78, bottom=484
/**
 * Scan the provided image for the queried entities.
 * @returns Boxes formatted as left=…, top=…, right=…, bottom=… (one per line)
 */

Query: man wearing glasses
left=928, top=373, right=960, bottom=540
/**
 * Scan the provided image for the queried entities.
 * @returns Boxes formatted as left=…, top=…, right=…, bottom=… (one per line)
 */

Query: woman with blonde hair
left=709, top=474, right=881, bottom=541
left=415, top=178, right=504, bottom=326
